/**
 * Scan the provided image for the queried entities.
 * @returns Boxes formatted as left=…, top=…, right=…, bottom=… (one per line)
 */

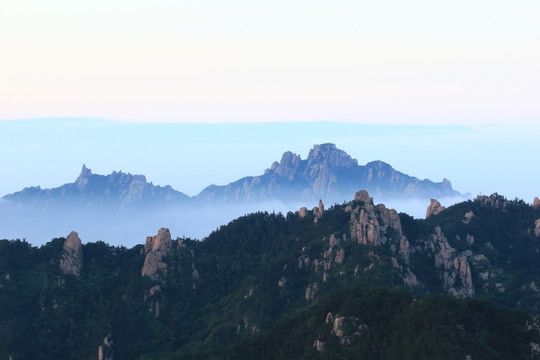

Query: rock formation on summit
left=60, top=231, right=83, bottom=277
left=426, top=199, right=445, bottom=219
left=141, top=228, right=172, bottom=282
left=348, top=190, right=404, bottom=248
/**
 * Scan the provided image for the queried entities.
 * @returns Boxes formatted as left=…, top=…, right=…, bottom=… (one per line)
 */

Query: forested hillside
left=1, top=191, right=540, bottom=359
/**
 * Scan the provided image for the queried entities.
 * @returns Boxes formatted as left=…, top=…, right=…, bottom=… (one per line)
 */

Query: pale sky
left=1, top=1, right=539, bottom=124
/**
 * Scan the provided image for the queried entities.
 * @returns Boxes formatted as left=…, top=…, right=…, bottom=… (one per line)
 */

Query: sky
left=1, top=1, right=539, bottom=124
left=0, top=2, right=539, bottom=243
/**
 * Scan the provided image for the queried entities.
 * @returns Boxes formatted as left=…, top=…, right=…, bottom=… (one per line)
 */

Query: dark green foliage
left=1, top=194, right=540, bottom=359
left=200, top=288, right=537, bottom=360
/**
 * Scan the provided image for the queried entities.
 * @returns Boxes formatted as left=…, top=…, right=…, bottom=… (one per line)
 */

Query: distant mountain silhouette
left=4, top=144, right=462, bottom=207
left=1, top=144, right=464, bottom=244
left=195, top=143, right=462, bottom=204
left=4, top=164, right=189, bottom=208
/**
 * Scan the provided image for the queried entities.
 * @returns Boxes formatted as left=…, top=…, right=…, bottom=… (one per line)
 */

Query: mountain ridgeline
left=4, top=144, right=461, bottom=207
left=0, top=144, right=464, bottom=244
left=198, top=143, right=459, bottom=204
left=1, top=191, right=540, bottom=359
left=3, top=165, right=189, bottom=208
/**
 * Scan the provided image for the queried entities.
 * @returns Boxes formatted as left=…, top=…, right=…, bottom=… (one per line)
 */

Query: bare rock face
left=463, top=211, right=474, bottom=224
left=305, top=144, right=357, bottom=196
left=141, top=228, right=172, bottom=282
left=429, top=227, right=474, bottom=297
left=349, top=191, right=404, bottom=247
left=318, top=200, right=324, bottom=217
left=475, top=194, right=509, bottom=208
left=75, top=165, right=92, bottom=191
left=98, top=333, right=113, bottom=360
left=299, top=207, right=308, bottom=218
left=305, top=283, right=318, bottom=300
left=60, top=231, right=83, bottom=277
left=426, top=199, right=445, bottom=219
left=272, top=151, right=303, bottom=180
left=534, top=197, right=540, bottom=208
left=313, top=339, right=325, bottom=352
left=354, top=189, right=372, bottom=203
left=535, top=219, right=540, bottom=237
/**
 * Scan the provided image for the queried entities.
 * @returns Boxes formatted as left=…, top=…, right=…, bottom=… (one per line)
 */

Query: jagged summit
left=197, top=143, right=463, bottom=204
left=305, top=143, right=358, bottom=169
left=4, top=165, right=189, bottom=207
left=75, top=164, right=93, bottom=190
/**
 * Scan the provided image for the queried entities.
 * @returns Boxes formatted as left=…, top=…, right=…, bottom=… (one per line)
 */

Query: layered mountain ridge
left=4, top=164, right=188, bottom=208
left=3, top=144, right=462, bottom=207
left=0, top=143, right=466, bottom=244
left=196, top=143, right=460, bottom=203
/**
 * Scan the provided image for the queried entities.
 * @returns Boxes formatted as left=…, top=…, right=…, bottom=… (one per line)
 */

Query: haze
left=0, top=1, right=538, bottom=244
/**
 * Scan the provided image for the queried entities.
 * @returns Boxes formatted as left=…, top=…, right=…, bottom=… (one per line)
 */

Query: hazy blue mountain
left=4, top=144, right=461, bottom=208
left=196, top=143, right=462, bottom=204
left=4, top=164, right=190, bottom=208
left=1, top=144, right=464, bottom=244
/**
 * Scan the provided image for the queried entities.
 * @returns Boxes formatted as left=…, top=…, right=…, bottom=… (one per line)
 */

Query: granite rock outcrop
left=426, top=199, right=445, bottom=219
left=59, top=231, right=83, bottom=277
left=424, top=227, right=474, bottom=297
left=141, top=228, right=172, bottom=282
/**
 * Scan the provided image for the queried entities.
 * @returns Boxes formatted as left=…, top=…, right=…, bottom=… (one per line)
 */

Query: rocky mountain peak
left=533, top=197, right=540, bottom=208
left=75, top=165, right=93, bottom=190
left=272, top=151, right=303, bottom=180
left=60, top=231, right=83, bottom=277
left=306, top=143, right=358, bottom=169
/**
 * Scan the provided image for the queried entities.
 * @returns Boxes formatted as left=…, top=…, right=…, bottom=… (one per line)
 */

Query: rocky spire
left=426, top=199, right=445, bottom=219
left=142, top=228, right=172, bottom=281
left=533, top=197, right=540, bottom=208
left=60, top=231, right=83, bottom=276
left=75, top=164, right=93, bottom=190
left=305, top=143, right=358, bottom=169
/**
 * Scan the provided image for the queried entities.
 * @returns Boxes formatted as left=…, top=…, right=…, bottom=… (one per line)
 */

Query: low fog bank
left=0, top=196, right=469, bottom=247
left=0, top=200, right=307, bottom=247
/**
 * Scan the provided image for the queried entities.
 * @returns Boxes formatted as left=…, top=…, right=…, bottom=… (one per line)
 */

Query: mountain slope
left=195, top=143, right=461, bottom=204
left=1, top=191, right=540, bottom=359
